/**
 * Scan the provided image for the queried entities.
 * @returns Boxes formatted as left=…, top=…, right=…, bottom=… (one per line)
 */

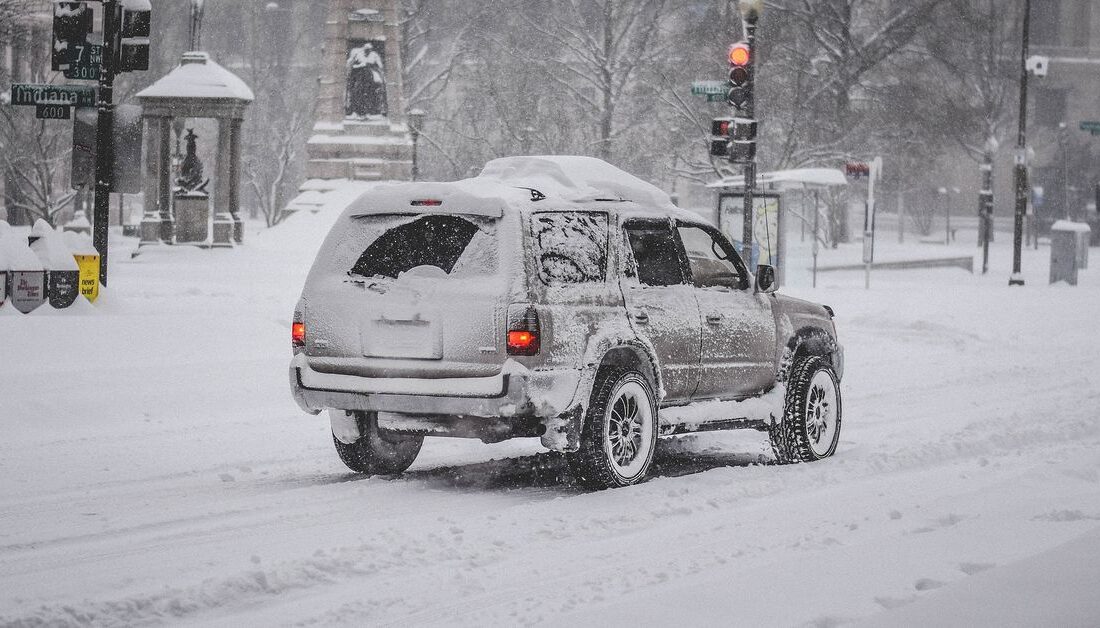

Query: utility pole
left=1010, top=0, right=1031, bottom=286
left=738, top=0, right=762, bottom=263
left=94, top=0, right=120, bottom=287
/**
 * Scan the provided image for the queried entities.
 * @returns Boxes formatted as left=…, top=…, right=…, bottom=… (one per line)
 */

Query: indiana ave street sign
left=692, top=80, right=727, bottom=96
left=10, top=83, right=95, bottom=108
left=1080, top=121, right=1100, bottom=136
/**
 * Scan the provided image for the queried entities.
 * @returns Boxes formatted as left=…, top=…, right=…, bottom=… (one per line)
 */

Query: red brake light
left=411, top=199, right=443, bottom=206
left=292, top=322, right=305, bottom=347
left=507, top=307, right=540, bottom=356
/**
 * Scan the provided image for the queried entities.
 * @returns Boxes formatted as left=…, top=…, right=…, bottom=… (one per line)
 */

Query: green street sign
left=1080, top=121, right=1100, bottom=136
left=64, top=65, right=101, bottom=80
left=706, top=94, right=725, bottom=103
left=692, top=80, right=727, bottom=97
left=9, top=84, right=96, bottom=108
left=36, top=104, right=72, bottom=120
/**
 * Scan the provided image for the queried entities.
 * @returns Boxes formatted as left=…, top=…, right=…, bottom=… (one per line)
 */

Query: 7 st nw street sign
left=10, top=83, right=96, bottom=108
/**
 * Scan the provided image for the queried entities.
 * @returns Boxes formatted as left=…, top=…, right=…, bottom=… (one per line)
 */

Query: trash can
left=29, top=220, right=80, bottom=309
left=1050, top=221, right=1087, bottom=286
left=63, top=231, right=100, bottom=303
left=0, top=231, right=47, bottom=314
left=0, top=240, right=7, bottom=310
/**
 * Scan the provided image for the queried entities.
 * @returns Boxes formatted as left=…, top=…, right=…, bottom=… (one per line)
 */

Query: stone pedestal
left=139, top=210, right=162, bottom=245
left=304, top=0, right=413, bottom=183
left=174, top=192, right=210, bottom=244
left=212, top=212, right=234, bottom=248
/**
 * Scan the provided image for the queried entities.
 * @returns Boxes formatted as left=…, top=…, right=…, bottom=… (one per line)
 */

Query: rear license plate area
left=361, top=319, right=443, bottom=360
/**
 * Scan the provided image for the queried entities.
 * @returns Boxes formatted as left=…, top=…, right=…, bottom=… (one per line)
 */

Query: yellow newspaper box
left=73, top=254, right=100, bottom=303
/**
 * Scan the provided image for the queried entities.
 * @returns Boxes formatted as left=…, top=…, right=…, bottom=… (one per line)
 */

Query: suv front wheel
left=770, top=356, right=842, bottom=463
left=332, top=411, right=424, bottom=475
left=567, top=368, right=658, bottom=489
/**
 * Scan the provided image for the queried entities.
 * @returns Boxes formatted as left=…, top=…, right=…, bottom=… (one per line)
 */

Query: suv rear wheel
left=770, top=356, right=842, bottom=463
left=333, top=411, right=424, bottom=475
left=567, top=368, right=658, bottom=489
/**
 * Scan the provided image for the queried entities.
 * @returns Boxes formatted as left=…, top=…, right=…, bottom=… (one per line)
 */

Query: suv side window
left=624, top=221, right=687, bottom=287
left=531, top=212, right=609, bottom=284
left=677, top=223, right=749, bottom=290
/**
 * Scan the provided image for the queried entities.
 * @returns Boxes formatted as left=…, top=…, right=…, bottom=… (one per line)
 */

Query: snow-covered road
left=2, top=221, right=1099, bottom=626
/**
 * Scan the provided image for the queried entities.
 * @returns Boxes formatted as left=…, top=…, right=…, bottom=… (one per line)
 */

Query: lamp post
left=1010, top=0, right=1031, bottom=286
left=979, top=135, right=998, bottom=274
left=407, top=108, right=425, bottom=182
left=737, top=0, right=763, bottom=264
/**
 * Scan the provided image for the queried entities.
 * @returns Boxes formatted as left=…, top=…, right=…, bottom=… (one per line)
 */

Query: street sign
left=36, top=104, right=72, bottom=120
left=1080, top=121, right=1100, bottom=136
left=64, top=43, right=104, bottom=80
left=9, top=84, right=96, bottom=108
left=691, top=80, right=727, bottom=96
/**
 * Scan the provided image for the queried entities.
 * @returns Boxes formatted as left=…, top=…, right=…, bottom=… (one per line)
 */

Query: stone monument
left=305, top=0, right=413, bottom=182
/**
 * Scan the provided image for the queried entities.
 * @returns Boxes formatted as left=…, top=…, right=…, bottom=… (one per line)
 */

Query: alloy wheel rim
left=805, top=370, right=838, bottom=457
left=605, top=380, right=654, bottom=478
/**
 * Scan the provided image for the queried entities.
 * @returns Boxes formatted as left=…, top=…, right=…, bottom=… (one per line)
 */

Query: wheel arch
left=778, top=326, right=840, bottom=383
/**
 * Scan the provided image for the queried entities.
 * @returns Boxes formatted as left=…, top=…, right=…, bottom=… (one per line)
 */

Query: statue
left=189, top=0, right=204, bottom=51
left=345, top=40, right=387, bottom=119
left=176, top=129, right=209, bottom=194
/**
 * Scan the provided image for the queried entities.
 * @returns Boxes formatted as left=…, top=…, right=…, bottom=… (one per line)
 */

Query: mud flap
left=541, top=405, right=583, bottom=452
left=329, top=409, right=362, bottom=445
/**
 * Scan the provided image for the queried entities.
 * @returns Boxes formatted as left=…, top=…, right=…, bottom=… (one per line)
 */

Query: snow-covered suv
left=290, top=156, right=843, bottom=488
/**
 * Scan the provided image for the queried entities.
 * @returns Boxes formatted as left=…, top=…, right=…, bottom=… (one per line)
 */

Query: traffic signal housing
left=52, top=2, right=93, bottom=70
left=710, top=117, right=758, bottom=163
left=120, top=0, right=152, bottom=72
left=727, top=42, right=751, bottom=111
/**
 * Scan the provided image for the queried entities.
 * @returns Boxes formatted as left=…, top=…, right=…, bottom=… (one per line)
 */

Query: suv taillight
left=292, top=321, right=305, bottom=349
left=507, top=307, right=540, bottom=356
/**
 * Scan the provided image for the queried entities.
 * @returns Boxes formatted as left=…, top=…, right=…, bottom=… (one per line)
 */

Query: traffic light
left=727, top=42, right=751, bottom=111
left=120, top=0, right=152, bottom=72
left=728, top=117, right=757, bottom=164
left=710, top=118, right=732, bottom=157
left=52, top=2, right=93, bottom=70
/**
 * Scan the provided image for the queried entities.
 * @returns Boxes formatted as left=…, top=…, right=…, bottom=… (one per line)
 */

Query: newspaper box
left=0, top=232, right=47, bottom=313
left=30, top=221, right=80, bottom=309
left=64, top=231, right=100, bottom=303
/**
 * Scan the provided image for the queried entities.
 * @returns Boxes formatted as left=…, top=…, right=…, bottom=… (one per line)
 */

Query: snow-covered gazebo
left=136, top=52, right=254, bottom=245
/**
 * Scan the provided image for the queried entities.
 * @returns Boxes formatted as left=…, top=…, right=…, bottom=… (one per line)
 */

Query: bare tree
left=0, top=110, right=76, bottom=226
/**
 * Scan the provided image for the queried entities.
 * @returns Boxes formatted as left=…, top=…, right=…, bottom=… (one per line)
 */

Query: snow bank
left=0, top=231, right=44, bottom=270
left=29, top=220, right=79, bottom=271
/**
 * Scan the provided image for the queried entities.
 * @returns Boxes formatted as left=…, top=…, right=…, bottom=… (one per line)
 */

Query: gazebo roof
left=136, top=52, right=254, bottom=102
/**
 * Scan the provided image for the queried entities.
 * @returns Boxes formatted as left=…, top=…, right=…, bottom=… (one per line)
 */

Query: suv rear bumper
left=289, top=352, right=582, bottom=420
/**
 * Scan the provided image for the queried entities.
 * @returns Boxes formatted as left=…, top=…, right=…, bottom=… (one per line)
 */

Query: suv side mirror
left=755, top=264, right=778, bottom=294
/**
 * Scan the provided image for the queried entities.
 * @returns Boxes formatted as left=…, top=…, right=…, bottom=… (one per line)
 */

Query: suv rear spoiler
left=348, top=183, right=507, bottom=218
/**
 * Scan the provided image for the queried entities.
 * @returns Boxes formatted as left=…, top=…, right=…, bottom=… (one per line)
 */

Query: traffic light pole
left=740, top=17, right=758, bottom=263
left=93, top=0, right=120, bottom=287
left=1010, top=0, right=1031, bottom=287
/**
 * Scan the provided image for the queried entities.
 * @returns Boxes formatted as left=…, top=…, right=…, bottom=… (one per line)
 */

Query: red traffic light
left=728, top=43, right=750, bottom=67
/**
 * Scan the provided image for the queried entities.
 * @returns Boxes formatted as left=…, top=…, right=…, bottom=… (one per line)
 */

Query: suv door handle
left=706, top=313, right=723, bottom=325
left=632, top=309, right=650, bottom=324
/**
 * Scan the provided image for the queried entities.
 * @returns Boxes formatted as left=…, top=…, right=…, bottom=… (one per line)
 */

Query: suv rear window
left=531, top=212, right=609, bottom=284
left=350, top=214, right=497, bottom=279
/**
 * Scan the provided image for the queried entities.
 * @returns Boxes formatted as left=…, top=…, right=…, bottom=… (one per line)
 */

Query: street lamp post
left=979, top=136, right=998, bottom=275
left=407, top=108, right=425, bottom=182
left=1010, top=0, right=1031, bottom=286
left=738, top=0, right=763, bottom=265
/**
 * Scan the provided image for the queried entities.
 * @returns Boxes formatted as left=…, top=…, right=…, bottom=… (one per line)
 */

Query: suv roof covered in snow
left=342, top=156, right=702, bottom=223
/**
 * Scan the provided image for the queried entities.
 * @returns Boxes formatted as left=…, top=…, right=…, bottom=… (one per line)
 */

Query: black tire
left=770, top=355, right=842, bottom=464
left=566, top=368, right=658, bottom=489
left=332, top=411, right=423, bottom=475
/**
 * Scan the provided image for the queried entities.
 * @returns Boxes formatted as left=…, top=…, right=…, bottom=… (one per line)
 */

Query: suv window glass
left=531, top=212, right=609, bottom=284
left=677, top=225, right=747, bottom=289
left=625, top=222, right=686, bottom=287
left=350, top=214, right=497, bottom=279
